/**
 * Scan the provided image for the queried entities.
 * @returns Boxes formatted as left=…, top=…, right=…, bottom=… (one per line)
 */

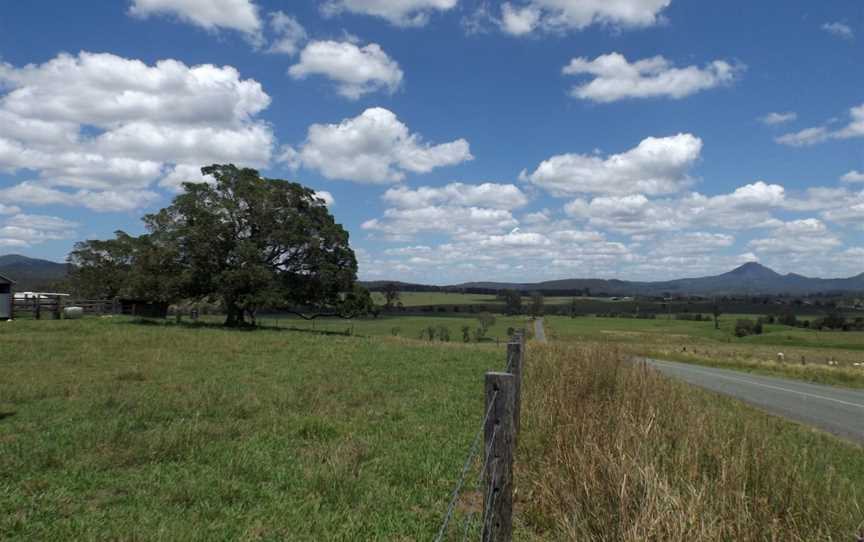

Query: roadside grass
left=517, top=342, right=864, bottom=540
left=0, top=318, right=506, bottom=540
left=544, top=315, right=864, bottom=388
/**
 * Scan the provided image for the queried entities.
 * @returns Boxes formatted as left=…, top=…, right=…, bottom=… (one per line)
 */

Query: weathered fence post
left=483, top=372, right=515, bottom=542
left=35, top=298, right=41, bottom=320
left=507, top=339, right=523, bottom=439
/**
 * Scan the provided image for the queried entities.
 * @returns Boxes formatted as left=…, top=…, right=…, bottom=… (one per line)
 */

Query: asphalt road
left=643, top=358, right=864, bottom=444
left=534, top=318, right=546, bottom=343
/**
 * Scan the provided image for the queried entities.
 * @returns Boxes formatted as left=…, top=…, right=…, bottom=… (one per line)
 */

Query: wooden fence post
left=35, top=298, right=41, bottom=320
left=507, top=339, right=523, bottom=439
left=483, top=372, right=515, bottom=542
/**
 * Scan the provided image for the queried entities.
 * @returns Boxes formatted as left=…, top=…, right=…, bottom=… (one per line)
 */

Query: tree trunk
left=225, top=301, right=243, bottom=327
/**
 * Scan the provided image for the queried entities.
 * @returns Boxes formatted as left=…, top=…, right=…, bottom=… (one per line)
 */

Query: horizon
left=3, top=253, right=861, bottom=288
left=1, top=1, right=863, bottom=283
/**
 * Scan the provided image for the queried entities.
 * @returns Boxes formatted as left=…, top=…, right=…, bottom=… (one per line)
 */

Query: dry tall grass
left=517, top=343, right=864, bottom=541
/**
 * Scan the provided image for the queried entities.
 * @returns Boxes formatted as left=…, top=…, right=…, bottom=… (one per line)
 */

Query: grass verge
left=516, top=342, right=864, bottom=540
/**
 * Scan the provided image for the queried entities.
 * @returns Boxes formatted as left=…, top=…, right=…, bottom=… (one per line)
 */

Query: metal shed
left=0, top=273, right=14, bottom=320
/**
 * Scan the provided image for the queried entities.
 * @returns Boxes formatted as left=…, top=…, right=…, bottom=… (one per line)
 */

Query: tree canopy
left=68, top=164, right=370, bottom=326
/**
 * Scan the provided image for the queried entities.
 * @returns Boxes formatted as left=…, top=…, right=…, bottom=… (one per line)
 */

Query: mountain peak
left=724, top=262, right=781, bottom=278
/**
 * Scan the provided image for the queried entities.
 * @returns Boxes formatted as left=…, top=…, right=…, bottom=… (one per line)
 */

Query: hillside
left=442, top=263, right=864, bottom=296
left=0, top=254, right=68, bottom=290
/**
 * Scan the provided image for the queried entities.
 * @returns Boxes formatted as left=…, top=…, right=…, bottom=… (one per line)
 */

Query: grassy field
left=242, top=313, right=531, bottom=343
left=544, top=315, right=864, bottom=388
left=369, top=291, right=576, bottom=307
left=0, top=318, right=510, bottom=540
left=517, top=342, right=864, bottom=540
left=3, top=315, right=864, bottom=540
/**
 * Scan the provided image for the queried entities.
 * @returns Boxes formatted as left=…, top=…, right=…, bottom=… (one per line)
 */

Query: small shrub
left=734, top=319, right=763, bottom=337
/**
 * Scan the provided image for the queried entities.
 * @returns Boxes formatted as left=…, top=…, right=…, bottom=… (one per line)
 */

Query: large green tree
left=69, top=165, right=369, bottom=326
left=68, top=231, right=184, bottom=302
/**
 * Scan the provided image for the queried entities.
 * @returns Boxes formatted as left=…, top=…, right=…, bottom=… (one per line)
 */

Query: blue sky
left=0, top=0, right=862, bottom=283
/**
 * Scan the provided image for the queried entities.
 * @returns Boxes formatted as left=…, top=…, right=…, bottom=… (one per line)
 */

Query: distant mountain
left=444, top=262, right=864, bottom=296
left=0, top=254, right=68, bottom=290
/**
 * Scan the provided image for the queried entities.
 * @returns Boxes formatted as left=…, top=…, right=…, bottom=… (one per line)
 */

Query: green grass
left=260, top=313, right=530, bottom=343
left=0, top=318, right=510, bottom=540
left=369, top=291, right=577, bottom=308
left=543, top=315, right=864, bottom=388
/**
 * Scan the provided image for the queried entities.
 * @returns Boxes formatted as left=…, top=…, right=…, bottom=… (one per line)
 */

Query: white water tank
left=64, top=307, right=84, bottom=320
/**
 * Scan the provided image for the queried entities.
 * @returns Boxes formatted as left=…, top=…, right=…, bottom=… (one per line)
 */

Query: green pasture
left=0, top=318, right=509, bottom=540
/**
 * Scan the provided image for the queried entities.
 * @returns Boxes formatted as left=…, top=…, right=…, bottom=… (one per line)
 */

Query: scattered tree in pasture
left=712, top=302, right=722, bottom=330
left=68, top=164, right=369, bottom=327
left=462, top=325, right=471, bottom=342
left=569, top=297, right=579, bottom=318
left=382, top=282, right=401, bottom=309
left=477, top=312, right=495, bottom=335
left=530, top=292, right=545, bottom=317
left=500, top=289, right=522, bottom=315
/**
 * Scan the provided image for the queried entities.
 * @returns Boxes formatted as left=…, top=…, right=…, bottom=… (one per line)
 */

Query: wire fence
left=434, top=330, right=525, bottom=542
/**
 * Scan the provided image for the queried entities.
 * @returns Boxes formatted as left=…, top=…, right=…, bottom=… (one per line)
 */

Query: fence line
left=11, top=297, right=116, bottom=319
left=435, top=329, right=526, bottom=542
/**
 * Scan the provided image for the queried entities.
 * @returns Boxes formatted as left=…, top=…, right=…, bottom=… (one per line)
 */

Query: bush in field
left=461, top=325, right=471, bottom=342
left=419, top=326, right=436, bottom=341
left=778, top=312, right=799, bottom=327
left=436, top=326, right=450, bottom=342
left=735, top=319, right=763, bottom=337
left=390, top=327, right=400, bottom=337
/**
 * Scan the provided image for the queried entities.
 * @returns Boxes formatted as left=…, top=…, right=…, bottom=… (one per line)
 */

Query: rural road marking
left=646, top=359, right=864, bottom=410
left=643, top=358, right=864, bottom=443
left=534, top=318, right=546, bottom=343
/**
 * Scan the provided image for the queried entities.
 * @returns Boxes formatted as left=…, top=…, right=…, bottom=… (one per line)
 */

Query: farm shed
left=119, top=299, right=169, bottom=318
left=0, top=273, right=13, bottom=320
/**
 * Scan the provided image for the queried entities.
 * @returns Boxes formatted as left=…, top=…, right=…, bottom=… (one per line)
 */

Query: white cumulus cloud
left=289, top=40, right=403, bottom=99
left=822, top=22, right=854, bottom=40
left=267, top=11, right=307, bottom=55
left=522, top=133, right=702, bottom=196
left=759, top=112, right=797, bottom=125
left=282, top=107, right=472, bottom=184
left=499, top=0, right=671, bottom=35
left=321, top=0, right=458, bottom=27
left=129, top=0, right=262, bottom=37
left=382, top=183, right=528, bottom=210
left=841, top=170, right=864, bottom=183
left=0, top=213, right=79, bottom=247
left=0, top=51, right=275, bottom=211
left=563, top=53, right=741, bottom=102
left=777, top=103, right=864, bottom=146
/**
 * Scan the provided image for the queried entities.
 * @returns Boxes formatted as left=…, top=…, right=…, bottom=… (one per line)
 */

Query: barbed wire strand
left=433, top=390, right=499, bottom=542
left=459, top=423, right=499, bottom=541
left=480, top=464, right=500, bottom=542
